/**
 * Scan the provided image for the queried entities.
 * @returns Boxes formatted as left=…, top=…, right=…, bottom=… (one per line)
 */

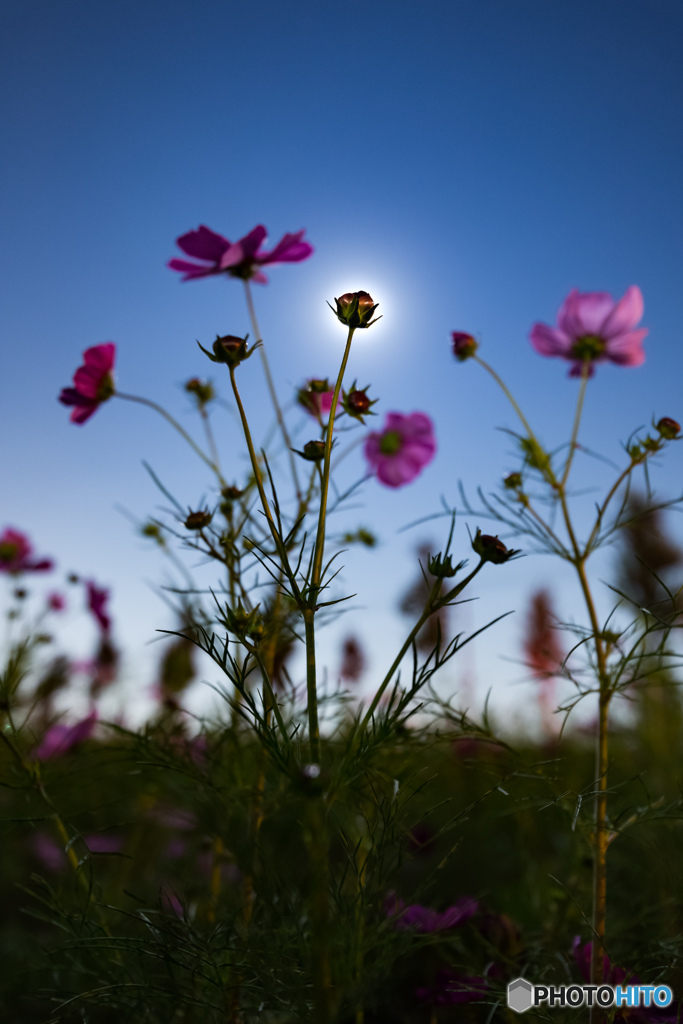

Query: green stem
left=358, top=561, right=485, bottom=733
left=303, top=610, right=320, bottom=764
left=311, top=327, right=355, bottom=595
left=115, top=391, right=226, bottom=486
left=561, top=361, right=590, bottom=487
left=243, top=279, right=302, bottom=501
left=474, top=355, right=541, bottom=450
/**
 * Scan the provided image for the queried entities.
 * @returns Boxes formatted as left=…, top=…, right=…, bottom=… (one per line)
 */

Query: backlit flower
left=530, top=286, right=647, bottom=376
left=59, top=343, right=116, bottom=423
left=169, top=224, right=313, bottom=284
left=34, top=710, right=98, bottom=760
left=364, top=412, right=436, bottom=488
left=0, top=528, right=53, bottom=574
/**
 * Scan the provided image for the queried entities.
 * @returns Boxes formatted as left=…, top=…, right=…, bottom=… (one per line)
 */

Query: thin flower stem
left=200, top=407, right=222, bottom=477
left=561, top=361, right=590, bottom=487
left=303, top=609, right=320, bottom=764
left=115, top=392, right=226, bottom=486
left=243, top=279, right=302, bottom=501
left=474, top=355, right=541, bottom=449
left=358, top=561, right=485, bottom=733
left=311, top=328, right=355, bottom=594
left=227, top=367, right=300, bottom=602
left=584, top=461, right=638, bottom=555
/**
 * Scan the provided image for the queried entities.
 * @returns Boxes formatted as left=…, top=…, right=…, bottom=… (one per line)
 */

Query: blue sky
left=2, top=0, right=683, bottom=728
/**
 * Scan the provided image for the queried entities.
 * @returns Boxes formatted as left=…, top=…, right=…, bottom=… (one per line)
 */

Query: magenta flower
left=85, top=833, right=123, bottom=855
left=59, top=343, right=116, bottom=423
left=387, top=893, right=478, bottom=933
left=86, top=580, right=111, bottom=634
left=364, top=412, right=436, bottom=488
left=0, top=528, right=53, bottom=574
left=297, top=378, right=338, bottom=418
left=530, top=286, right=647, bottom=376
left=34, top=710, right=98, bottom=761
left=573, top=938, right=678, bottom=1021
left=47, top=592, right=66, bottom=612
left=168, top=224, right=313, bottom=284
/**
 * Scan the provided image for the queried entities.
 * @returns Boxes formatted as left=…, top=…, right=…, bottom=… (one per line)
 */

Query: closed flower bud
left=328, top=291, right=381, bottom=329
left=221, top=485, right=243, bottom=501
left=428, top=552, right=461, bottom=578
left=293, top=439, right=327, bottom=462
left=342, top=382, right=377, bottom=422
left=503, top=472, right=523, bottom=490
left=225, top=602, right=264, bottom=643
left=197, top=333, right=254, bottom=367
left=184, top=377, right=215, bottom=406
left=451, top=332, right=478, bottom=361
left=656, top=417, right=681, bottom=440
left=184, top=509, right=213, bottom=530
left=472, top=528, right=518, bottom=564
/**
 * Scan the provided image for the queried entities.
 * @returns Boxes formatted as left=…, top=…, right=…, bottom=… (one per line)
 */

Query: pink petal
left=601, top=285, right=644, bottom=338
left=558, top=290, right=615, bottom=337
left=220, top=226, right=267, bottom=268
left=605, top=329, right=647, bottom=366
left=529, top=323, right=572, bottom=357
left=70, top=403, right=98, bottom=424
left=176, top=226, right=231, bottom=262
left=258, top=230, right=313, bottom=265
left=168, top=258, right=219, bottom=280
left=83, top=343, right=116, bottom=375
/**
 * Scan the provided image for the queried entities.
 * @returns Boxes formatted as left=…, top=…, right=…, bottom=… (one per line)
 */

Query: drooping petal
left=601, top=285, right=644, bottom=338
left=175, top=225, right=231, bottom=261
left=529, top=323, right=572, bottom=357
left=167, top=258, right=219, bottom=280
left=70, top=402, right=98, bottom=424
left=558, top=290, right=615, bottom=337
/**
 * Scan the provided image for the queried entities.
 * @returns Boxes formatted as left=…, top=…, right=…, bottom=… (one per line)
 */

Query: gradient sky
left=2, top=0, right=683, bottom=728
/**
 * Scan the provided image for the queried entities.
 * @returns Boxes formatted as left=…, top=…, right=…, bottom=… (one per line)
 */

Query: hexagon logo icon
left=508, top=977, right=533, bottom=1013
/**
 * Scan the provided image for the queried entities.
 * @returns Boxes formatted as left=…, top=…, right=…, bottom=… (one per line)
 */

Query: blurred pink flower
left=297, top=378, right=338, bottom=418
left=339, top=635, right=366, bottom=683
left=0, top=528, right=53, bottom=574
left=86, top=580, right=111, bottom=634
left=30, top=831, right=66, bottom=873
left=34, top=710, right=98, bottom=760
left=364, top=412, right=436, bottom=488
left=387, top=893, right=478, bottom=933
left=47, top=592, right=66, bottom=612
left=160, top=886, right=184, bottom=918
left=530, top=286, right=647, bottom=376
left=59, top=343, right=116, bottom=424
left=169, top=224, right=313, bottom=284
left=85, top=833, right=123, bottom=854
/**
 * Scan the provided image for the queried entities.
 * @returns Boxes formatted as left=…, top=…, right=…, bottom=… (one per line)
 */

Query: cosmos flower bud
left=197, top=333, right=255, bottom=367
left=297, top=378, right=336, bottom=417
left=342, top=383, right=377, bottom=422
left=185, top=378, right=215, bottom=406
left=427, top=553, right=461, bottom=578
left=293, top=439, right=327, bottom=462
left=184, top=510, right=213, bottom=530
left=503, top=472, right=523, bottom=490
left=656, top=417, right=681, bottom=440
left=451, top=332, right=478, bottom=361
left=225, top=603, right=264, bottom=643
left=328, top=291, right=380, bottom=329
left=472, top=529, right=518, bottom=565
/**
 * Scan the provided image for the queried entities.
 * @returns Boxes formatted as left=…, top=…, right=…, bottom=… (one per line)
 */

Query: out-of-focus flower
left=656, top=417, right=681, bottom=440
left=160, top=886, right=184, bottom=918
left=90, top=635, right=119, bottom=696
left=573, top=938, right=678, bottom=1021
left=86, top=580, right=111, bottom=633
left=339, top=635, right=366, bottom=683
left=364, top=412, right=436, bottom=488
left=47, top=592, right=66, bottom=612
left=328, top=291, right=380, bottom=329
left=85, top=833, right=123, bottom=854
left=184, top=509, right=213, bottom=530
left=184, top=377, right=215, bottom=407
left=59, top=344, right=116, bottom=423
left=297, top=378, right=337, bottom=418
left=524, top=589, right=564, bottom=737
left=451, top=331, right=478, bottom=361
left=34, top=710, right=98, bottom=761
left=169, top=224, right=313, bottom=284
left=416, top=969, right=488, bottom=1006
left=30, top=831, right=66, bottom=873
left=387, top=893, right=478, bottom=933
left=530, top=286, right=647, bottom=377
left=0, top=528, right=53, bottom=574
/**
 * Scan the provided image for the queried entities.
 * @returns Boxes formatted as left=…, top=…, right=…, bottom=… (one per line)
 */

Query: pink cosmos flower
left=364, top=412, right=436, bottom=488
left=530, top=286, right=647, bottom=376
left=47, top=592, right=66, bottom=612
left=86, top=580, right=111, bottom=634
left=387, top=893, right=478, bottom=933
left=297, top=378, right=338, bottom=419
left=168, top=224, right=313, bottom=284
left=0, top=528, right=53, bottom=574
left=59, top=343, right=116, bottom=423
left=30, top=831, right=66, bottom=873
left=34, top=710, right=98, bottom=761
left=85, top=833, right=123, bottom=855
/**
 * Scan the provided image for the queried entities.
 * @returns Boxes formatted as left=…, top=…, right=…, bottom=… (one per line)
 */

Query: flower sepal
left=342, top=382, right=377, bottom=422
left=472, top=528, right=519, bottom=565
left=328, top=291, right=381, bottom=329
left=428, top=552, right=464, bottom=579
left=197, top=333, right=259, bottom=368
